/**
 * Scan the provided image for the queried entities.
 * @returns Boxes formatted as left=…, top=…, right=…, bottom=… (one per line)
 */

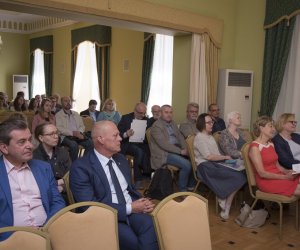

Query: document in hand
left=292, top=163, right=300, bottom=174
left=129, top=119, right=147, bottom=143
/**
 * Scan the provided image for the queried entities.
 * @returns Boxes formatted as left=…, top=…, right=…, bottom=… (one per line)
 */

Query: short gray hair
left=227, top=111, right=241, bottom=124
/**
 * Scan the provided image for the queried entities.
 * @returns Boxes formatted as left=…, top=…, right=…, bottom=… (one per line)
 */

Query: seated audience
left=33, top=123, right=71, bottom=193
left=249, top=116, right=300, bottom=196
left=0, top=92, right=9, bottom=110
left=273, top=113, right=300, bottom=169
left=56, top=96, right=93, bottom=161
left=32, top=98, right=56, bottom=133
left=208, top=103, right=226, bottom=134
left=150, top=105, right=194, bottom=191
left=118, top=102, right=151, bottom=189
left=0, top=118, right=65, bottom=241
left=28, top=98, right=39, bottom=113
left=35, top=94, right=42, bottom=108
left=0, top=95, right=8, bottom=111
left=194, top=113, right=246, bottom=219
left=179, top=102, right=199, bottom=138
left=219, top=111, right=246, bottom=159
left=11, top=95, right=28, bottom=112
left=50, top=95, right=62, bottom=114
left=70, top=121, right=158, bottom=250
left=97, top=98, right=121, bottom=125
left=148, top=105, right=161, bottom=127
left=80, top=99, right=100, bottom=122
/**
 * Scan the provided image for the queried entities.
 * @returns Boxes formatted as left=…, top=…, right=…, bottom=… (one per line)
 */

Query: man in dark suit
left=117, top=102, right=151, bottom=189
left=208, top=103, right=226, bottom=134
left=0, top=118, right=65, bottom=241
left=80, top=99, right=100, bottom=122
left=70, top=121, right=158, bottom=250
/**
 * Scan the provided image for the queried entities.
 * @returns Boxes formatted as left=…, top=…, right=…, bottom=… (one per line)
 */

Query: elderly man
left=117, top=102, right=151, bottom=189
left=179, top=102, right=199, bottom=138
left=0, top=118, right=65, bottom=241
left=56, top=96, right=93, bottom=161
left=70, top=121, right=158, bottom=250
left=208, top=103, right=226, bottom=134
left=150, top=104, right=194, bottom=191
left=148, top=105, right=161, bottom=127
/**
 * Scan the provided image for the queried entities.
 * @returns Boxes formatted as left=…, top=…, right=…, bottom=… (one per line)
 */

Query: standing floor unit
left=217, top=69, right=253, bottom=129
left=13, top=74, right=29, bottom=100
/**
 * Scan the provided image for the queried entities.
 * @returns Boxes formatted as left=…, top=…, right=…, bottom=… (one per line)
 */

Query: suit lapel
left=0, top=157, right=13, bottom=212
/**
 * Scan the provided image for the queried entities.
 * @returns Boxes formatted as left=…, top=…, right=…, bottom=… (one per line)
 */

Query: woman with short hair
left=96, top=98, right=121, bottom=124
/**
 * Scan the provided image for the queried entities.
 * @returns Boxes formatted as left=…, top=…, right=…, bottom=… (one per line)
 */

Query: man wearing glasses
left=118, top=102, right=151, bottom=189
left=179, top=102, right=199, bottom=138
left=0, top=118, right=65, bottom=241
left=208, top=103, right=226, bottom=134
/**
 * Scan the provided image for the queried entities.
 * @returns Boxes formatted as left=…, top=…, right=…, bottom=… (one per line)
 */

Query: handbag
left=235, top=203, right=268, bottom=228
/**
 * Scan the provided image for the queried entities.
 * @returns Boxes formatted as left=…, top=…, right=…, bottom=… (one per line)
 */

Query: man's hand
left=131, top=198, right=155, bottom=214
left=126, top=129, right=134, bottom=137
left=181, top=149, right=188, bottom=156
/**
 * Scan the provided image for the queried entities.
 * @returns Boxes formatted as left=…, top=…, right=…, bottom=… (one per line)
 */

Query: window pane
left=32, top=49, right=46, bottom=97
left=72, top=41, right=100, bottom=112
left=147, top=34, right=173, bottom=116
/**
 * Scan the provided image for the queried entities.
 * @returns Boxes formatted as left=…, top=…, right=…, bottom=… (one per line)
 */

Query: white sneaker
left=220, top=211, right=229, bottom=220
left=217, top=198, right=226, bottom=211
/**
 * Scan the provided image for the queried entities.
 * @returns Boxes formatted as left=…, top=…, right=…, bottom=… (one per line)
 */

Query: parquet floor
left=141, top=179, right=300, bottom=250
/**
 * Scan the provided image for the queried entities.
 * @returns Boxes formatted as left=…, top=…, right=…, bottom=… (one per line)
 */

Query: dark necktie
left=107, top=160, right=126, bottom=204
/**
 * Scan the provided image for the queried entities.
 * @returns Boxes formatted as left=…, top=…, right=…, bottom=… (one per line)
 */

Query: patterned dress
left=250, top=142, right=299, bottom=196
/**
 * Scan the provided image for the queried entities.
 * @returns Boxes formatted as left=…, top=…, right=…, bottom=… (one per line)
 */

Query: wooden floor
left=141, top=179, right=300, bottom=250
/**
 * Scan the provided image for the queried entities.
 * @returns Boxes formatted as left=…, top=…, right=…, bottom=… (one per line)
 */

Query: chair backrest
left=43, top=201, right=119, bottom=250
left=185, top=135, right=198, bottom=178
left=241, top=142, right=257, bottom=197
left=0, top=226, right=50, bottom=250
left=82, top=116, right=94, bottom=132
left=152, top=192, right=212, bottom=250
left=240, top=128, right=254, bottom=142
left=63, top=171, right=75, bottom=205
left=212, top=131, right=221, bottom=144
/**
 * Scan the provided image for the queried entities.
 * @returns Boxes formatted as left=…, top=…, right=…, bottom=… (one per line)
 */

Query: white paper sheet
left=129, top=119, right=147, bottom=143
left=292, top=163, right=300, bottom=174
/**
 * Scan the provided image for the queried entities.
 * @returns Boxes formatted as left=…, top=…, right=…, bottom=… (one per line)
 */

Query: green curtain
left=260, top=0, right=300, bottom=116
left=29, top=35, right=53, bottom=98
left=141, top=33, right=155, bottom=104
left=71, top=25, right=111, bottom=101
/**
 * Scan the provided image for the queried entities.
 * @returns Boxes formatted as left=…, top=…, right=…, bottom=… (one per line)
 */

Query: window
left=72, top=41, right=100, bottom=112
left=147, top=34, right=174, bottom=116
left=32, top=49, right=46, bottom=97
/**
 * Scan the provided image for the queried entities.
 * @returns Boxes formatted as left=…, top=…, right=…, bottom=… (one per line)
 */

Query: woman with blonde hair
left=249, top=116, right=300, bottom=197
left=219, top=111, right=247, bottom=159
left=273, top=113, right=300, bottom=169
left=96, top=98, right=121, bottom=124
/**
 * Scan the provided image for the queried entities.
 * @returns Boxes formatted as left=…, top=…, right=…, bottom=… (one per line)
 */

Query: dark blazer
left=80, top=109, right=100, bottom=118
left=212, top=117, right=226, bottom=134
left=69, top=151, right=141, bottom=222
left=272, top=133, right=300, bottom=169
left=0, top=156, right=65, bottom=241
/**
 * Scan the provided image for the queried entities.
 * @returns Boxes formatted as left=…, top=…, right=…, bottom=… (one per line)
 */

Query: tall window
left=147, top=34, right=174, bottom=116
left=72, top=41, right=100, bottom=112
left=32, top=49, right=46, bottom=97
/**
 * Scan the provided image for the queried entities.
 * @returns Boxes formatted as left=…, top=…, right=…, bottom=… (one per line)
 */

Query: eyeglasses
left=206, top=121, right=214, bottom=125
left=211, top=109, right=220, bottom=112
left=43, top=131, right=60, bottom=137
left=288, top=121, right=298, bottom=125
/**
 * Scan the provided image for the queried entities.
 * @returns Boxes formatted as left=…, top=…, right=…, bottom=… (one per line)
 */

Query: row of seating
left=0, top=193, right=212, bottom=250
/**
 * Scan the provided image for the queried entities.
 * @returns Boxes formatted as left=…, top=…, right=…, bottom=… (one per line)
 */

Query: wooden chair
left=240, top=128, right=254, bottom=142
left=241, top=143, right=299, bottom=239
left=63, top=171, right=75, bottom=205
left=43, top=201, right=119, bottom=250
left=0, top=226, right=51, bottom=250
left=151, top=192, right=212, bottom=250
left=125, top=154, right=135, bottom=183
left=82, top=116, right=94, bottom=132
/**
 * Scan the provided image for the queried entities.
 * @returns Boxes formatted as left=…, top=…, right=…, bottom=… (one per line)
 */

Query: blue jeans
left=166, top=153, right=192, bottom=191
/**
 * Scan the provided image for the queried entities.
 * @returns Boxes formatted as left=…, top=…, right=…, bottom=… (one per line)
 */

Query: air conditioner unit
left=13, top=75, right=29, bottom=100
left=217, top=69, right=253, bottom=129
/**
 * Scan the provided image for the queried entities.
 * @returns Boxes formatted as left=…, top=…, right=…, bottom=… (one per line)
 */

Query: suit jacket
left=70, top=151, right=141, bottom=222
left=80, top=109, right=100, bottom=118
left=150, top=118, right=187, bottom=170
left=179, top=119, right=198, bottom=138
left=0, top=156, right=65, bottom=241
left=272, top=133, right=300, bottom=169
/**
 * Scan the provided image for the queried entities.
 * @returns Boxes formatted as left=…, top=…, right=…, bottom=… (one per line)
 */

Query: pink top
left=4, top=157, right=47, bottom=227
left=31, top=113, right=56, bottom=133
